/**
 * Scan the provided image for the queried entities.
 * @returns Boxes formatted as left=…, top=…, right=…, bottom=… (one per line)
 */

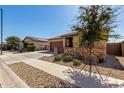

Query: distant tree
left=71, top=5, right=121, bottom=75
left=5, top=36, right=21, bottom=50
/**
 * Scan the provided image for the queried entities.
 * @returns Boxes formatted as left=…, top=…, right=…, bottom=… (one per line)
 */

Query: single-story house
left=0, top=42, right=8, bottom=50
left=48, top=31, right=106, bottom=58
left=23, top=36, right=49, bottom=50
left=48, top=31, right=78, bottom=53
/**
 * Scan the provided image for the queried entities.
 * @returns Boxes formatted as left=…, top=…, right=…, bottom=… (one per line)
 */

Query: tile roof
left=48, top=31, right=77, bottom=40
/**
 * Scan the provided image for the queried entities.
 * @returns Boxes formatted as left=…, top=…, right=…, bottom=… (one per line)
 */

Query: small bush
left=28, top=42, right=34, bottom=45
left=24, top=42, right=34, bottom=48
left=36, top=48, right=40, bottom=51
left=62, top=55, right=73, bottom=62
left=23, top=42, right=29, bottom=48
left=73, top=59, right=82, bottom=66
left=98, top=57, right=105, bottom=63
left=27, top=45, right=35, bottom=51
left=61, top=53, right=68, bottom=60
left=98, top=54, right=105, bottom=63
left=63, top=53, right=69, bottom=56
left=54, top=55, right=61, bottom=62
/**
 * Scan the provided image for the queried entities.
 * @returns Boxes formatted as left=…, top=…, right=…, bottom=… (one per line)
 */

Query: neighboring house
left=48, top=31, right=106, bottom=57
left=23, top=36, right=49, bottom=50
left=0, top=42, right=8, bottom=50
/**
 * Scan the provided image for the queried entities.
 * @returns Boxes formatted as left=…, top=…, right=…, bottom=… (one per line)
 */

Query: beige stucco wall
left=63, top=37, right=66, bottom=47
left=94, top=40, right=106, bottom=48
left=48, top=35, right=106, bottom=54
left=73, top=35, right=79, bottom=47
left=73, top=35, right=106, bottom=48
left=24, top=38, right=49, bottom=50
left=62, top=35, right=79, bottom=48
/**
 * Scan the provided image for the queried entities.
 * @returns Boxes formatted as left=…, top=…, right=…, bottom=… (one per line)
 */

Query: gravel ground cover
left=8, top=62, right=76, bottom=88
left=39, top=56, right=124, bottom=80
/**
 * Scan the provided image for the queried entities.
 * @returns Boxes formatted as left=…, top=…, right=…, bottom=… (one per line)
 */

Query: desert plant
left=98, top=57, right=105, bottom=63
left=63, top=53, right=69, bottom=56
left=28, top=42, right=34, bottom=45
left=73, top=59, right=82, bottom=66
left=61, top=53, right=69, bottom=59
left=62, top=55, right=73, bottom=62
left=27, top=45, right=35, bottom=51
left=23, top=42, right=28, bottom=48
left=54, top=55, right=61, bottom=62
left=24, top=42, right=35, bottom=51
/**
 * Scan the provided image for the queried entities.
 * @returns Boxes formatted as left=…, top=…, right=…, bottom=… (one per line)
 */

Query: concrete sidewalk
left=0, top=56, right=29, bottom=88
left=4, top=54, right=124, bottom=88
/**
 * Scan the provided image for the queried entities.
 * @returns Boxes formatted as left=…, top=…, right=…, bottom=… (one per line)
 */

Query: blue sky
left=0, top=5, right=124, bottom=42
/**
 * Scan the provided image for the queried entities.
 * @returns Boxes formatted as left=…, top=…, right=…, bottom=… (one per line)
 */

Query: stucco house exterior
left=48, top=31, right=106, bottom=58
left=23, top=36, right=49, bottom=50
left=48, top=31, right=78, bottom=53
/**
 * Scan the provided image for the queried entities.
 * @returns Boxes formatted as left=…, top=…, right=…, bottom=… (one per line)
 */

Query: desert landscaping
left=40, top=54, right=124, bottom=80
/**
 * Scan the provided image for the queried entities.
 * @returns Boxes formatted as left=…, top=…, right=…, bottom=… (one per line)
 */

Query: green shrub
left=63, top=53, right=69, bottom=56
left=28, top=42, right=34, bottom=45
left=98, top=57, right=105, bottom=63
left=23, top=42, right=28, bottom=48
left=27, top=45, right=35, bottom=51
left=54, top=55, right=61, bottom=62
left=35, top=48, right=40, bottom=51
left=62, top=55, right=73, bottom=62
left=61, top=53, right=68, bottom=59
left=24, top=42, right=34, bottom=47
left=24, top=42, right=35, bottom=51
left=73, top=59, right=82, bottom=66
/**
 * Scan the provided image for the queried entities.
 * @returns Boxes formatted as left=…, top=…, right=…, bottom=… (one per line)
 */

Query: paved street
left=0, top=51, right=124, bottom=88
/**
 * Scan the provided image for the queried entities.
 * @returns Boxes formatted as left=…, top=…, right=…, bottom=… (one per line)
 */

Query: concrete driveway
left=4, top=50, right=54, bottom=59
left=2, top=50, right=54, bottom=65
left=20, top=50, right=54, bottom=59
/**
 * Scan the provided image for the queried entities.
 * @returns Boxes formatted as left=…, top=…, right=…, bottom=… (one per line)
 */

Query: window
left=65, top=37, right=73, bottom=47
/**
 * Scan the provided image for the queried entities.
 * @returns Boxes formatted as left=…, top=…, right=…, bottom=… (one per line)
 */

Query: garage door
left=50, top=41, right=64, bottom=53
